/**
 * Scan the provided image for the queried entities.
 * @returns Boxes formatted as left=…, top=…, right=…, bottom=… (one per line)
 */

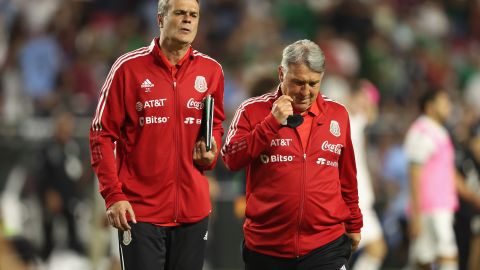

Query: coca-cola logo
left=187, top=98, right=204, bottom=110
left=321, top=141, right=343, bottom=155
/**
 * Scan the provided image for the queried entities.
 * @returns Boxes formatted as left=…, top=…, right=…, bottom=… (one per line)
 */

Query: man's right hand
left=271, top=95, right=294, bottom=125
left=106, top=200, right=137, bottom=231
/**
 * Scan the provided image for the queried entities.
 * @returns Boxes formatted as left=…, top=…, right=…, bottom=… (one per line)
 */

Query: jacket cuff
left=344, top=220, right=363, bottom=233
left=345, top=228, right=361, bottom=233
left=105, top=192, right=128, bottom=209
left=264, top=113, right=282, bottom=133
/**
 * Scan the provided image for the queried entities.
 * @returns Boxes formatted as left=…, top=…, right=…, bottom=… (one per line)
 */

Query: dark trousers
left=243, top=234, right=352, bottom=270
left=118, top=217, right=209, bottom=270
left=42, top=208, right=84, bottom=259
left=454, top=213, right=472, bottom=270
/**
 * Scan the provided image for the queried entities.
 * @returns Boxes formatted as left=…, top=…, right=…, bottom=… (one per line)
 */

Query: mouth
left=180, top=28, right=191, bottom=34
left=295, top=98, right=310, bottom=104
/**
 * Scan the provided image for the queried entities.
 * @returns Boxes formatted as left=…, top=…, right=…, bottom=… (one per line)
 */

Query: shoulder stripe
left=221, top=92, right=277, bottom=155
left=92, top=46, right=150, bottom=131
left=92, top=45, right=153, bottom=131
left=192, top=50, right=224, bottom=74
left=322, top=95, right=347, bottom=108
left=92, top=46, right=150, bottom=129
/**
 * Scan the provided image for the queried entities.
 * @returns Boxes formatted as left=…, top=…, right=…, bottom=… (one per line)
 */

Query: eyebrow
left=292, top=79, right=320, bottom=84
left=173, top=9, right=199, bottom=15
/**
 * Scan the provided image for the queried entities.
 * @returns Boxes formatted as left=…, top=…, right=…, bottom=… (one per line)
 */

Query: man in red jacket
left=89, top=0, right=225, bottom=269
left=222, top=39, right=362, bottom=270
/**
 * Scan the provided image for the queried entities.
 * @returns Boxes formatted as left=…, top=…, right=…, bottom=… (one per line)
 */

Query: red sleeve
left=199, top=70, right=225, bottom=171
left=221, top=104, right=281, bottom=171
left=89, top=63, right=128, bottom=209
left=339, top=114, right=363, bottom=232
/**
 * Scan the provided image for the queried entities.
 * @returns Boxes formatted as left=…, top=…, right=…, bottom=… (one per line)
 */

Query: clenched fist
left=272, top=95, right=294, bottom=125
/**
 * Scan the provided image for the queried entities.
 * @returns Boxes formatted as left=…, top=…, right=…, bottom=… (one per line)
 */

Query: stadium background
left=0, top=0, right=479, bottom=269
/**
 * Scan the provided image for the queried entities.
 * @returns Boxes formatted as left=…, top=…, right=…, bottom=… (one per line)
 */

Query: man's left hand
left=346, top=232, right=361, bottom=251
left=193, top=137, right=217, bottom=167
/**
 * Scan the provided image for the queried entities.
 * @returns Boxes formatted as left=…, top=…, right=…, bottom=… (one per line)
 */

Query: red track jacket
left=90, top=38, right=225, bottom=224
left=222, top=88, right=362, bottom=258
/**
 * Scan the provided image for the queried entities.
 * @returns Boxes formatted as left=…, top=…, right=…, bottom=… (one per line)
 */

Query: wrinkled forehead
left=169, top=0, right=199, bottom=11
left=285, top=64, right=322, bottom=80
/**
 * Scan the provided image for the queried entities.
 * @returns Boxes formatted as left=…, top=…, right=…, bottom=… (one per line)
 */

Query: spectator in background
left=19, top=33, right=62, bottom=115
left=455, top=121, right=480, bottom=270
left=404, top=89, right=458, bottom=270
left=89, top=0, right=225, bottom=269
left=348, top=80, right=387, bottom=270
left=38, top=111, right=85, bottom=260
left=222, top=39, right=361, bottom=270
left=380, top=129, right=410, bottom=265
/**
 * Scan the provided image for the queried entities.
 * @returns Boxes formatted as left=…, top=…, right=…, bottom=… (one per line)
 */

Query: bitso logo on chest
left=330, top=120, right=341, bottom=137
left=194, top=76, right=208, bottom=93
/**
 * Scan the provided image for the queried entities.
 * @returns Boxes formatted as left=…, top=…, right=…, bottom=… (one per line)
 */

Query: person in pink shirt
left=404, top=89, right=458, bottom=270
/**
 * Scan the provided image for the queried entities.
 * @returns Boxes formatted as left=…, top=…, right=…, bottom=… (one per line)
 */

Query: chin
left=173, top=36, right=193, bottom=45
left=294, top=105, right=309, bottom=113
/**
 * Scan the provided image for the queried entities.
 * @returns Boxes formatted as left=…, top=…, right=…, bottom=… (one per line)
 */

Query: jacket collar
left=151, top=37, right=194, bottom=68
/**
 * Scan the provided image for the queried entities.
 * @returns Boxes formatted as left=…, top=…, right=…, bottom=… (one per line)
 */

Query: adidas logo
left=203, top=231, right=208, bottom=241
left=339, top=265, right=346, bottom=270
left=141, top=79, right=154, bottom=92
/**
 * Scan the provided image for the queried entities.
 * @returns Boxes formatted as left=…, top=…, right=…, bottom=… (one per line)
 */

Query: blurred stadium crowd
left=0, top=0, right=480, bottom=269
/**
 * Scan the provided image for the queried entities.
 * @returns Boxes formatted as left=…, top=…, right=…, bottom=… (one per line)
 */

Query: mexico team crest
left=330, top=120, right=341, bottom=137
left=123, top=230, right=132, bottom=246
left=194, top=76, right=208, bottom=93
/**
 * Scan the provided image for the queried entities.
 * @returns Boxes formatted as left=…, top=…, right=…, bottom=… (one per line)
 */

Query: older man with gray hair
left=222, top=39, right=362, bottom=270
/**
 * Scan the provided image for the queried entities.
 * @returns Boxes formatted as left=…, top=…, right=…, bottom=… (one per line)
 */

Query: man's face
left=279, top=63, right=323, bottom=113
left=471, top=136, right=480, bottom=162
left=158, top=0, right=199, bottom=45
left=432, top=92, right=452, bottom=123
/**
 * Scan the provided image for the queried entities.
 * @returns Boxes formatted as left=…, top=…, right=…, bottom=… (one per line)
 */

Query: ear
left=157, top=14, right=164, bottom=28
left=278, top=66, right=284, bottom=82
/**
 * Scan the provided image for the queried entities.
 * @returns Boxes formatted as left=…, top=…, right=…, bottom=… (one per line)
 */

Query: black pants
left=118, top=217, right=209, bottom=270
left=42, top=207, right=84, bottom=259
left=454, top=213, right=472, bottom=270
left=243, top=234, right=352, bottom=270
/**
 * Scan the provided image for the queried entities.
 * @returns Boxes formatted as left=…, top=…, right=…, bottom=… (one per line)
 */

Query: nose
left=182, top=14, right=193, bottom=23
left=300, top=83, right=310, bottom=95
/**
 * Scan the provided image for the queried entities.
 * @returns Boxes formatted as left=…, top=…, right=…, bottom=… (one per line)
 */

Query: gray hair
left=281, top=39, right=325, bottom=73
left=158, top=0, right=199, bottom=17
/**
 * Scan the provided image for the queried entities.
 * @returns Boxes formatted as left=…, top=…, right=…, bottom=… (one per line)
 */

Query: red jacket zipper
left=294, top=126, right=307, bottom=257
left=173, top=80, right=179, bottom=222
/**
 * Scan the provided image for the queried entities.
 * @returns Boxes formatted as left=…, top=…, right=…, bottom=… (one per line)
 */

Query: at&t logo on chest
left=194, top=76, right=208, bottom=93
left=136, top=102, right=143, bottom=111
left=136, top=99, right=167, bottom=111
left=270, top=138, right=293, bottom=147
